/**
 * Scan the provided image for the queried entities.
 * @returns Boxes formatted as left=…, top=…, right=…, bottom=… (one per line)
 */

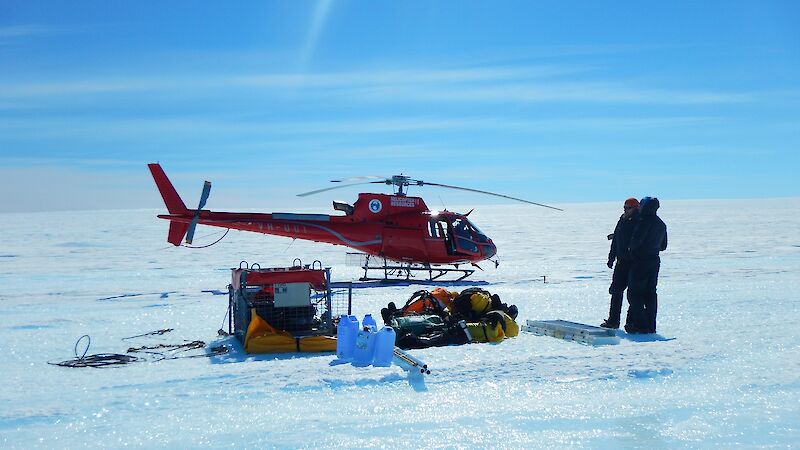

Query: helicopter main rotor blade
left=421, top=181, right=564, bottom=211
left=297, top=180, right=385, bottom=197
left=330, top=175, right=386, bottom=183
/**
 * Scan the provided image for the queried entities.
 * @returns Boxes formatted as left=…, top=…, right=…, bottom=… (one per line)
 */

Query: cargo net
left=229, top=265, right=351, bottom=341
left=329, top=285, right=351, bottom=324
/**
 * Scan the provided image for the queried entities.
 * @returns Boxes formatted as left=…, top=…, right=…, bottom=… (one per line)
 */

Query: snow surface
left=1, top=198, right=798, bottom=449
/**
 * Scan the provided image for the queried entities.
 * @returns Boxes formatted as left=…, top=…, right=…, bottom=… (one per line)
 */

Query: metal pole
left=325, top=267, right=333, bottom=333
left=228, top=285, right=233, bottom=334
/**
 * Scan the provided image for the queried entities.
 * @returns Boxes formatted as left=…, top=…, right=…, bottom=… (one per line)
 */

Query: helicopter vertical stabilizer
left=148, top=163, right=189, bottom=215
left=148, top=163, right=192, bottom=246
left=167, top=221, right=189, bottom=246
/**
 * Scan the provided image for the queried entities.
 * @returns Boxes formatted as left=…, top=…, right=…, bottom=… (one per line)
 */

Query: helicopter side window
left=438, top=220, right=455, bottom=254
left=427, top=220, right=441, bottom=238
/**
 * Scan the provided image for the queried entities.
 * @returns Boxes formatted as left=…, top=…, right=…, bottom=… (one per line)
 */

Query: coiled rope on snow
left=48, top=335, right=141, bottom=368
left=49, top=330, right=228, bottom=368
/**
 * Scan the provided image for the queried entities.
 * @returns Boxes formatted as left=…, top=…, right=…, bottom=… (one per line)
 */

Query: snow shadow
left=207, top=337, right=334, bottom=365
left=618, top=331, right=676, bottom=343
left=328, top=357, right=428, bottom=391
left=332, top=279, right=490, bottom=289
left=97, top=291, right=176, bottom=301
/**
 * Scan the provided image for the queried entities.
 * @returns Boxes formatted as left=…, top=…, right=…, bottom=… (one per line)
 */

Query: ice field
left=1, top=198, right=798, bottom=448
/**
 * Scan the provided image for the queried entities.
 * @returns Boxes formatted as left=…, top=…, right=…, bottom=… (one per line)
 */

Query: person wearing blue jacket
left=625, top=197, right=668, bottom=334
left=601, top=197, right=640, bottom=329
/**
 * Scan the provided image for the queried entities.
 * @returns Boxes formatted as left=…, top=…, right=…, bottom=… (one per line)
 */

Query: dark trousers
left=606, top=258, right=632, bottom=327
left=625, top=257, right=660, bottom=333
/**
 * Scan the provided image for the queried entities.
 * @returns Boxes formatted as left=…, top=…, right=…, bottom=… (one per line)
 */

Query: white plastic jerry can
left=371, top=326, right=396, bottom=367
left=352, top=326, right=377, bottom=367
left=362, top=313, right=378, bottom=332
left=336, top=315, right=359, bottom=361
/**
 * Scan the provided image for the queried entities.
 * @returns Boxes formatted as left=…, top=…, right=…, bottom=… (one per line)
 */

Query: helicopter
left=148, top=163, right=561, bottom=280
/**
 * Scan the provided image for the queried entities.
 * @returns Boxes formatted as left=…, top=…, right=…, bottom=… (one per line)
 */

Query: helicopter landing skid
left=349, top=254, right=474, bottom=282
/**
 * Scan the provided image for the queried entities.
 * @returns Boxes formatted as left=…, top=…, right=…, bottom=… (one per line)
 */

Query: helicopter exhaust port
left=332, top=201, right=354, bottom=215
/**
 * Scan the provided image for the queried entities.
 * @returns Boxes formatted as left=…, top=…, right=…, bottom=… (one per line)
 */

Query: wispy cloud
left=0, top=24, right=58, bottom=39
left=231, top=65, right=576, bottom=88
left=297, top=0, right=335, bottom=69
left=0, top=79, right=181, bottom=97
left=0, top=65, right=579, bottom=97
left=0, top=24, right=62, bottom=47
left=0, top=115, right=720, bottom=143
left=0, top=65, right=751, bottom=106
left=455, top=43, right=700, bottom=66
left=349, top=81, right=752, bottom=105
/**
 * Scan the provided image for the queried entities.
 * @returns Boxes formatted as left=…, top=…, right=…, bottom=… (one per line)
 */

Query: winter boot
left=600, top=319, right=619, bottom=329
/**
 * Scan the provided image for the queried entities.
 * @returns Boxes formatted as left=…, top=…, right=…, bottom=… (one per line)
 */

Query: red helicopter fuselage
left=149, top=164, right=497, bottom=266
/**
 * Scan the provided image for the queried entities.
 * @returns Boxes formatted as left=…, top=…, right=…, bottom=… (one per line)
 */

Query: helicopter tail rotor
left=148, top=163, right=214, bottom=246
left=185, top=181, right=212, bottom=245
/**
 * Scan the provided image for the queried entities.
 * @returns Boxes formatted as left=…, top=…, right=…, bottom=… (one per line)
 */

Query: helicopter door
left=429, top=219, right=456, bottom=255
left=450, top=217, right=480, bottom=255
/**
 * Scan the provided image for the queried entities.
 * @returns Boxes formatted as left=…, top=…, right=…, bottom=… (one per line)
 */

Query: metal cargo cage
left=228, top=261, right=351, bottom=343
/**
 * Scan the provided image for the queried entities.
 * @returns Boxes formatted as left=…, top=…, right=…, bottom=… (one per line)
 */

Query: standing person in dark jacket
left=625, top=197, right=668, bottom=334
left=601, top=197, right=640, bottom=329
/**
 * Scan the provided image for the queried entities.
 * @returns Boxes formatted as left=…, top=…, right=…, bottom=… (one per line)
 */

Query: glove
left=607, top=260, right=614, bottom=269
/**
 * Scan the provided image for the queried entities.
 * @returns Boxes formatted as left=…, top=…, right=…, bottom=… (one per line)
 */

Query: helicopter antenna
left=283, top=237, right=296, bottom=253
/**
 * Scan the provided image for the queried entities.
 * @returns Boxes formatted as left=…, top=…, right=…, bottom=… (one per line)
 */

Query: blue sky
left=1, top=0, right=798, bottom=212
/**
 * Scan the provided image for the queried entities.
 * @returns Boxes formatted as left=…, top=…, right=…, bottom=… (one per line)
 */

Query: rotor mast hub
left=389, top=175, right=414, bottom=196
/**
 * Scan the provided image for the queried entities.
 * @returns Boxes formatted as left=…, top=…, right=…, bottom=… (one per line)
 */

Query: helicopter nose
left=484, top=242, right=497, bottom=259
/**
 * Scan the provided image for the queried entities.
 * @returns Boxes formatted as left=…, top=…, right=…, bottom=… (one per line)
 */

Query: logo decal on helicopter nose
left=368, top=199, right=382, bottom=213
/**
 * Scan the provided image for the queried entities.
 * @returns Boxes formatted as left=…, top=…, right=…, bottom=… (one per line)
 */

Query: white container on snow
left=352, top=314, right=380, bottom=367
left=362, top=314, right=378, bottom=332
left=336, top=315, right=359, bottom=361
left=371, top=326, right=396, bottom=367
left=351, top=326, right=376, bottom=367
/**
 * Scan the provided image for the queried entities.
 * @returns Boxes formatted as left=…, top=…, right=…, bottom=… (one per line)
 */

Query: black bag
left=395, top=322, right=472, bottom=349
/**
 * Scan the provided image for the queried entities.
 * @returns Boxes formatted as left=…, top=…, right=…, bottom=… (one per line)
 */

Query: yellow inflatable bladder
left=244, top=308, right=336, bottom=354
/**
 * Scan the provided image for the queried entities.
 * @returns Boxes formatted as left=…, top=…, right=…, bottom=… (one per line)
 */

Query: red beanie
left=624, top=197, right=639, bottom=208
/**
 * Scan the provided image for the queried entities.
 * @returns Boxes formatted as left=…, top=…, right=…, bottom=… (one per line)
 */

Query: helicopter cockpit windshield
left=450, top=217, right=478, bottom=254
left=453, top=216, right=495, bottom=256
left=465, top=218, right=489, bottom=243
